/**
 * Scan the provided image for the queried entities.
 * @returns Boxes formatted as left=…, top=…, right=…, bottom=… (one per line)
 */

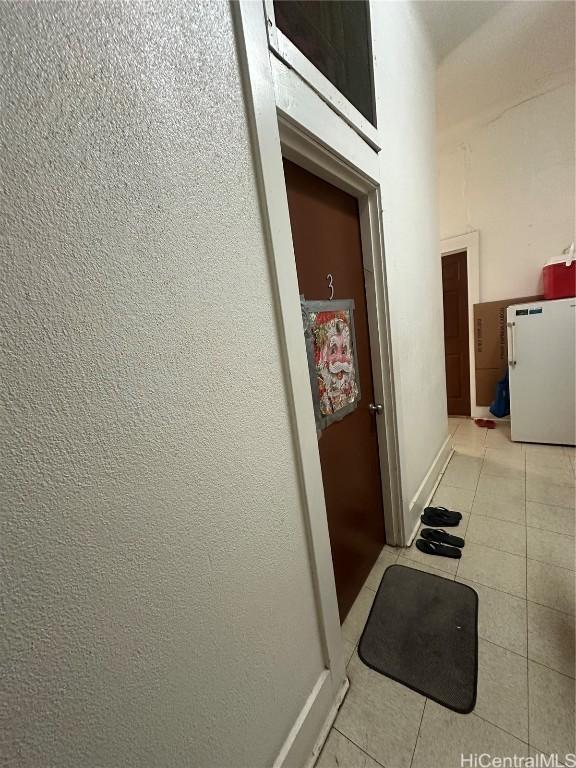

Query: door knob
left=369, top=403, right=384, bottom=415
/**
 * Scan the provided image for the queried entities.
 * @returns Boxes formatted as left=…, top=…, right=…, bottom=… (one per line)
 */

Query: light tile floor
left=317, top=419, right=576, bottom=768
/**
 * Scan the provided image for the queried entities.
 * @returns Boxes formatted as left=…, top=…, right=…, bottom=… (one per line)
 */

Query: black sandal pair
left=416, top=529, right=465, bottom=558
left=420, top=506, right=462, bottom=528
left=416, top=506, right=465, bottom=559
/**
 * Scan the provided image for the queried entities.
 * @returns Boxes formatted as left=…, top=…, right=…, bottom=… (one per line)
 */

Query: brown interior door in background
left=283, top=159, right=386, bottom=621
left=442, top=251, right=471, bottom=416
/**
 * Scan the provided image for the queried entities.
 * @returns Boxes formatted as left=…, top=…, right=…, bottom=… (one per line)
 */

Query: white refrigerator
left=507, top=297, right=576, bottom=445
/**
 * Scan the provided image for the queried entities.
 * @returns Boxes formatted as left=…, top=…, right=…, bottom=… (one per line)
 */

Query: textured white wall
left=0, top=3, right=325, bottom=767
left=438, top=82, right=576, bottom=302
left=372, top=1, right=449, bottom=536
left=436, top=1, right=575, bottom=147
left=436, top=0, right=575, bottom=303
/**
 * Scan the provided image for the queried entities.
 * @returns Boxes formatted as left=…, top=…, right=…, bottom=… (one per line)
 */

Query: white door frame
left=279, top=118, right=403, bottom=549
left=233, top=3, right=402, bottom=765
left=440, top=231, right=483, bottom=419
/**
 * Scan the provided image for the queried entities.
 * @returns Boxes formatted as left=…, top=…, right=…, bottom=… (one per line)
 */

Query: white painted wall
left=1, top=3, right=325, bottom=767
left=372, top=2, right=449, bottom=538
left=436, top=2, right=575, bottom=146
left=438, top=82, right=576, bottom=302
left=437, top=1, right=576, bottom=303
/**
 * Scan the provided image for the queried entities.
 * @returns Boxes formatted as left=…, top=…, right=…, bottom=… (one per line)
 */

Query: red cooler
left=543, top=250, right=576, bottom=300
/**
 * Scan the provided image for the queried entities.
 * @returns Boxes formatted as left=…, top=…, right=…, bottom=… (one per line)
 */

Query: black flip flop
left=424, top=505, right=462, bottom=520
left=421, top=509, right=461, bottom=528
left=421, top=528, right=465, bottom=548
left=416, top=539, right=462, bottom=558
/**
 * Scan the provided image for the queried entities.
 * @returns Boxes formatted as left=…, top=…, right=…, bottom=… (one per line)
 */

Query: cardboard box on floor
left=474, top=295, right=542, bottom=406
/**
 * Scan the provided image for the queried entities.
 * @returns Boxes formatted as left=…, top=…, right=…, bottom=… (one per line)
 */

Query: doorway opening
left=442, top=250, right=471, bottom=416
left=283, top=159, right=386, bottom=621
left=440, top=232, right=480, bottom=419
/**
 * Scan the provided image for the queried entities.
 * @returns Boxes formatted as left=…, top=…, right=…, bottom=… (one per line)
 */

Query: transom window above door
left=273, top=0, right=376, bottom=126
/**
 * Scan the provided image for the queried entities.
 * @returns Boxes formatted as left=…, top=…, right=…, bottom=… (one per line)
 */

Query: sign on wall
left=301, top=298, right=361, bottom=433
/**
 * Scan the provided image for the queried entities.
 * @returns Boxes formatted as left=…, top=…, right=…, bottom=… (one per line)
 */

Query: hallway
left=320, top=421, right=576, bottom=768
left=3, top=2, right=574, bottom=765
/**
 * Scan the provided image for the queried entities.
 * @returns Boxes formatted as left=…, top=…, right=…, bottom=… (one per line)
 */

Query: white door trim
left=279, top=118, right=403, bottom=548
left=233, top=2, right=403, bottom=763
left=271, top=54, right=380, bottom=185
left=231, top=12, right=345, bottom=767
left=232, top=0, right=344, bottom=688
left=440, top=231, right=484, bottom=419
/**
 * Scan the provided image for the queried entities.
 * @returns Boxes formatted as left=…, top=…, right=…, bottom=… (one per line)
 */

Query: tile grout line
left=525, top=596, right=576, bottom=618
left=520, top=596, right=574, bottom=619
left=456, top=573, right=523, bottom=600
left=525, top=554, right=576, bottom=573
left=525, top=521, right=576, bottom=537
left=466, top=708, right=530, bottom=748
left=458, top=541, right=527, bottom=564
left=455, top=446, right=484, bottom=582
left=478, top=635, right=527, bottom=663
left=528, top=656, right=576, bottom=682
left=343, top=661, right=543, bottom=758
left=525, top=527, right=576, bottom=543
left=454, top=562, right=573, bottom=616
left=466, top=506, right=576, bottom=545
left=408, top=697, right=427, bottom=768
left=476, top=633, right=573, bottom=680
left=529, top=743, right=569, bottom=767
left=400, top=551, right=457, bottom=579
left=331, top=727, right=388, bottom=768
left=470, top=593, right=574, bottom=680
left=427, top=519, right=573, bottom=587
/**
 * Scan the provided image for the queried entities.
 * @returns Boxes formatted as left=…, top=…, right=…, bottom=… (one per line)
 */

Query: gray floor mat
left=358, top=564, right=478, bottom=713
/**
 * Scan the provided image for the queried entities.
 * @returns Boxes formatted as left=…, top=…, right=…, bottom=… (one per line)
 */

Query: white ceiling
left=420, top=0, right=576, bottom=144
left=415, top=0, right=508, bottom=62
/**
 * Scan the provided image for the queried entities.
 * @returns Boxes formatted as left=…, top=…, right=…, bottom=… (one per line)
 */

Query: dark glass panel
left=274, top=1, right=376, bottom=126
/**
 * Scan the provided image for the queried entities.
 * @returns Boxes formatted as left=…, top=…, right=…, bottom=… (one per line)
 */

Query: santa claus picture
left=311, top=310, right=359, bottom=416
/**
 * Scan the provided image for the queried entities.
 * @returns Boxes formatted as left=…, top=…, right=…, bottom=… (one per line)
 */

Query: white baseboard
left=304, top=677, right=350, bottom=768
left=406, top=435, right=454, bottom=545
left=273, top=670, right=348, bottom=768
left=274, top=433, right=457, bottom=765
left=471, top=406, right=492, bottom=419
left=465, top=408, right=511, bottom=422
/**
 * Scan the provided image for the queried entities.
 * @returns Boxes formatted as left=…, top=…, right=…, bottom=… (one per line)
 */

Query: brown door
left=442, top=251, right=471, bottom=416
left=283, top=159, right=386, bottom=621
